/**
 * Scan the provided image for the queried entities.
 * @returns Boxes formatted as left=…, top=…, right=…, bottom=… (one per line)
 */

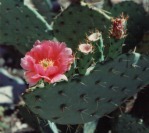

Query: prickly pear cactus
left=110, top=1, right=146, bottom=45
left=53, top=3, right=111, bottom=50
left=112, top=114, right=149, bottom=133
left=23, top=53, right=149, bottom=124
left=0, top=0, right=53, bottom=53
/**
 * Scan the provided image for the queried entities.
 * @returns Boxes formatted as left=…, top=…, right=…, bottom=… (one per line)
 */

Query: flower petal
left=25, top=71, right=41, bottom=86
left=34, top=64, right=45, bottom=75
left=45, top=66, right=58, bottom=76
left=50, top=74, right=68, bottom=83
left=20, top=55, right=35, bottom=71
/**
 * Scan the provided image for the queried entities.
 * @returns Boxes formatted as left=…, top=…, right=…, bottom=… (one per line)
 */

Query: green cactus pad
left=110, top=1, right=146, bottom=45
left=108, top=38, right=124, bottom=59
left=0, top=0, right=53, bottom=53
left=77, top=52, right=94, bottom=75
left=53, top=4, right=111, bottom=50
left=112, top=114, right=149, bottom=133
left=23, top=53, right=149, bottom=124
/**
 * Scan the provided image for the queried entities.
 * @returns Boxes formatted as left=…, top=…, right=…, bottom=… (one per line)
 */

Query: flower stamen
left=39, top=58, right=54, bottom=70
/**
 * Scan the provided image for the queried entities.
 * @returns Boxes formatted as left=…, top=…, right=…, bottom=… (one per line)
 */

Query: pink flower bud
left=87, top=31, right=101, bottom=42
left=110, top=14, right=128, bottom=39
left=78, top=43, right=93, bottom=54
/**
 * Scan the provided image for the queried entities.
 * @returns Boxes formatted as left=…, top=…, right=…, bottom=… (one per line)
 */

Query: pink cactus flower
left=21, top=40, right=74, bottom=86
left=78, top=43, right=93, bottom=54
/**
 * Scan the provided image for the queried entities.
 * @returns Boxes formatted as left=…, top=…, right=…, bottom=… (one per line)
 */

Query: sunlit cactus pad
left=0, top=0, right=52, bottom=53
left=53, top=4, right=111, bottom=50
left=23, top=53, right=149, bottom=124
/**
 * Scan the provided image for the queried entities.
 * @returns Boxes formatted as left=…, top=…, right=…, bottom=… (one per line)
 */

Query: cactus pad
left=53, top=4, right=111, bottom=50
left=108, top=38, right=125, bottom=59
left=23, top=53, right=149, bottom=124
left=0, top=0, right=53, bottom=53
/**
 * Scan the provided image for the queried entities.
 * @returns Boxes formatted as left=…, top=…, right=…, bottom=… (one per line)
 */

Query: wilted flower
left=78, top=43, right=93, bottom=54
left=110, top=14, right=128, bottom=39
left=87, top=31, right=101, bottom=42
left=21, top=40, right=74, bottom=86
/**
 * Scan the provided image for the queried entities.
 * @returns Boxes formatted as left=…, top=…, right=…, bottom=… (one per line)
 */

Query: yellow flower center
left=39, top=58, right=54, bottom=70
